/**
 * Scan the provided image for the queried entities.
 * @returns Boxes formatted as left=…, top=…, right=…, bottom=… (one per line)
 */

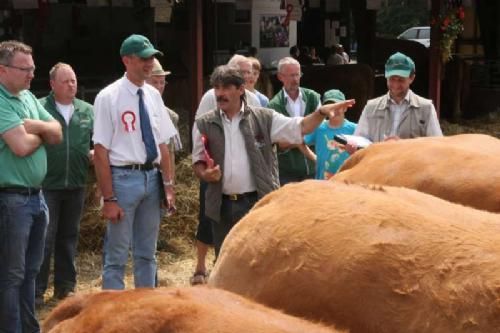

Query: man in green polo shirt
left=0, top=40, right=62, bottom=333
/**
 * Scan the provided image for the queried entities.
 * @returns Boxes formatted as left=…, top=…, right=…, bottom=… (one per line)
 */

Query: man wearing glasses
left=93, top=34, right=177, bottom=290
left=0, top=40, right=62, bottom=333
left=268, top=57, right=321, bottom=185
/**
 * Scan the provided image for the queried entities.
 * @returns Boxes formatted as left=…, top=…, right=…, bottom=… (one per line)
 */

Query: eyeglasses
left=282, top=73, right=303, bottom=79
left=2, top=64, right=36, bottom=74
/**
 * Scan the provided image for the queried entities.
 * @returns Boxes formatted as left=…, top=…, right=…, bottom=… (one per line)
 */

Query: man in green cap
left=93, top=34, right=177, bottom=290
left=350, top=52, right=442, bottom=149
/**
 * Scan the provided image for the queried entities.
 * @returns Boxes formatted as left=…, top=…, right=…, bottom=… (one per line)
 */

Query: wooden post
left=189, top=0, right=203, bottom=149
left=429, top=0, right=442, bottom=118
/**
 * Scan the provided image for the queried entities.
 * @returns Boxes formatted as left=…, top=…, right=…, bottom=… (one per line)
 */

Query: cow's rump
left=209, top=180, right=500, bottom=333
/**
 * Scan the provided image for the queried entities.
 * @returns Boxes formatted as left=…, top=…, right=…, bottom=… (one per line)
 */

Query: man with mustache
left=36, top=63, right=94, bottom=304
left=190, top=54, right=260, bottom=285
left=192, top=65, right=355, bottom=257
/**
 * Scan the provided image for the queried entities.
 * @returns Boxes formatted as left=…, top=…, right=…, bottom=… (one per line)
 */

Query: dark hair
left=210, top=65, right=245, bottom=88
left=0, top=40, right=32, bottom=65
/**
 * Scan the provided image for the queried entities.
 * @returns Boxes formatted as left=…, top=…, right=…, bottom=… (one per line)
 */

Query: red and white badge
left=121, top=111, right=136, bottom=132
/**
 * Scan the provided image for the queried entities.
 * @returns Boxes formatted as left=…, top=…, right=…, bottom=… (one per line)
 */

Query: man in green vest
left=36, top=63, right=93, bottom=304
left=192, top=65, right=354, bottom=256
left=268, top=56, right=321, bottom=185
left=0, top=40, right=62, bottom=333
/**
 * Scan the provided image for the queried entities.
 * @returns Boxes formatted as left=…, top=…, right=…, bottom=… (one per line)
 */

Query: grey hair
left=227, top=54, right=252, bottom=69
left=277, top=56, right=300, bottom=73
left=49, top=62, right=73, bottom=80
left=0, top=40, right=32, bottom=65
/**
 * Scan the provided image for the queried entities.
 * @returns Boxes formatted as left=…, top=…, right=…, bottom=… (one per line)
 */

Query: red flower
left=443, top=17, right=450, bottom=27
left=457, top=6, right=465, bottom=20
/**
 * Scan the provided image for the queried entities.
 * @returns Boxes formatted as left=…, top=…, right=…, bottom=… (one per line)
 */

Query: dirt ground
left=35, top=116, right=500, bottom=322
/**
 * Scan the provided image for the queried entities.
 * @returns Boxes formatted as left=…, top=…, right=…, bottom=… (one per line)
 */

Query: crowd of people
left=290, top=44, right=350, bottom=66
left=0, top=34, right=442, bottom=333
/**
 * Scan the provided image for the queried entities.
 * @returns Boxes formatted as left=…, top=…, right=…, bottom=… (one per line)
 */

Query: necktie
left=137, top=88, right=158, bottom=164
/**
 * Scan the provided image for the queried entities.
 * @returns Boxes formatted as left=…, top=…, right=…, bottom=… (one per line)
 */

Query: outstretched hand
left=319, top=99, right=356, bottom=118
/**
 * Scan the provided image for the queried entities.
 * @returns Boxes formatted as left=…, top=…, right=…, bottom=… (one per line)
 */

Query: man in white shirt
left=190, top=54, right=260, bottom=284
left=93, top=34, right=177, bottom=290
left=348, top=52, right=442, bottom=151
left=192, top=65, right=354, bottom=257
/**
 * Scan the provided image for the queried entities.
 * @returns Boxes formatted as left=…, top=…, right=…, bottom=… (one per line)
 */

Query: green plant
left=433, top=4, right=465, bottom=63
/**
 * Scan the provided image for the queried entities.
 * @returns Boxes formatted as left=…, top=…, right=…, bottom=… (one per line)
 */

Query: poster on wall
left=259, top=15, right=289, bottom=48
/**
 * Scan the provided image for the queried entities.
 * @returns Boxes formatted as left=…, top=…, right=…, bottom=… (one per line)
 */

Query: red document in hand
left=201, top=134, right=214, bottom=168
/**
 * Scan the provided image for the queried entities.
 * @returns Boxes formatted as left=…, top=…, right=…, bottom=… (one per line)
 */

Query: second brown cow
left=334, top=134, right=500, bottom=212
left=209, top=180, right=500, bottom=333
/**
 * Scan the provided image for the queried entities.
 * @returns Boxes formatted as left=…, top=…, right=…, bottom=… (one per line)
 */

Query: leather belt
left=0, top=187, right=41, bottom=195
left=222, top=191, right=257, bottom=201
left=112, top=163, right=158, bottom=171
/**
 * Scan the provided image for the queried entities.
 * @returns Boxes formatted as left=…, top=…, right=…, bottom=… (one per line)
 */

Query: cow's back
left=335, top=134, right=500, bottom=212
left=42, top=287, right=345, bottom=333
left=209, top=180, right=500, bottom=333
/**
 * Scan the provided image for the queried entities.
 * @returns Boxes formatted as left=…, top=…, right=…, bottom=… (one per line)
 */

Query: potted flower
left=432, top=4, right=465, bottom=63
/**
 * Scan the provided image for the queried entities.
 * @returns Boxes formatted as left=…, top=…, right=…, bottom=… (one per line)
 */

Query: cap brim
left=137, top=48, right=164, bottom=58
left=323, top=98, right=344, bottom=104
left=385, top=69, right=411, bottom=78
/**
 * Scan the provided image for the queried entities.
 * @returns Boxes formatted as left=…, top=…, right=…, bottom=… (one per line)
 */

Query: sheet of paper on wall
left=155, top=5, right=172, bottom=23
left=13, top=0, right=38, bottom=9
left=288, top=0, right=302, bottom=21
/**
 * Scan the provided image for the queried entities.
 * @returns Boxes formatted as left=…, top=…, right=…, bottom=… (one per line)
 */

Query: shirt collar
left=388, top=90, right=411, bottom=105
left=220, top=102, right=245, bottom=122
left=122, top=73, right=145, bottom=96
left=283, top=88, right=302, bottom=103
left=0, top=83, right=22, bottom=99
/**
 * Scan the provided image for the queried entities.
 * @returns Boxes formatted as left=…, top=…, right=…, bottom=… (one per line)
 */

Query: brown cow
left=209, top=180, right=500, bottom=333
left=334, top=134, right=500, bottom=212
left=42, top=287, right=345, bottom=333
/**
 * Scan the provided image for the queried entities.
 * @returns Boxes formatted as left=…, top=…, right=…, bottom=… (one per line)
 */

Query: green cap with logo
left=120, top=34, right=163, bottom=58
left=322, top=89, right=345, bottom=104
left=385, top=52, right=415, bottom=78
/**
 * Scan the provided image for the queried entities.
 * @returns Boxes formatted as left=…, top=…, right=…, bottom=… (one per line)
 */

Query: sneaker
left=54, top=289, right=74, bottom=300
left=190, top=271, right=208, bottom=285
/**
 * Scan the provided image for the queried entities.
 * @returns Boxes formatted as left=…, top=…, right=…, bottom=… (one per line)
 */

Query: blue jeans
left=0, top=192, right=48, bottom=333
left=102, top=168, right=161, bottom=290
left=36, top=188, right=85, bottom=298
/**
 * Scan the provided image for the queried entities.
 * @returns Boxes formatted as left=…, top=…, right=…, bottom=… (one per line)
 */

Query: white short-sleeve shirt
left=93, top=75, right=177, bottom=166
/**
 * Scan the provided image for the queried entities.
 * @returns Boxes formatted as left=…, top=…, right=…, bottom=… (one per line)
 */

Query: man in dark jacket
left=36, top=63, right=93, bottom=303
left=268, top=57, right=321, bottom=185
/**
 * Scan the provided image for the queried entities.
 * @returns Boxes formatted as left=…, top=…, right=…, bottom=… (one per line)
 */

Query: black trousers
left=212, top=193, right=258, bottom=258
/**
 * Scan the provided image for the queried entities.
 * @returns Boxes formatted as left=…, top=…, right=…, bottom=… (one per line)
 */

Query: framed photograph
left=259, top=14, right=289, bottom=48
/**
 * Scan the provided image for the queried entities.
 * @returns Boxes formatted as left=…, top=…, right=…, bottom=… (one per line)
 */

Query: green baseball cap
left=120, top=34, right=163, bottom=58
left=385, top=52, right=415, bottom=78
left=322, top=89, right=345, bottom=104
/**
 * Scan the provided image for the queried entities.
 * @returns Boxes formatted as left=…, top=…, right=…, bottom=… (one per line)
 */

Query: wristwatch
left=103, top=196, right=118, bottom=203
left=163, top=180, right=174, bottom=187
